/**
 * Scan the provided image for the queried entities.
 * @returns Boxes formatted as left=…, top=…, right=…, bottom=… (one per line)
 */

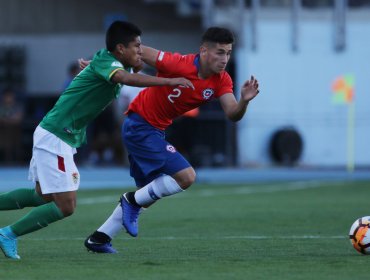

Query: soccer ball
left=349, top=216, right=370, bottom=255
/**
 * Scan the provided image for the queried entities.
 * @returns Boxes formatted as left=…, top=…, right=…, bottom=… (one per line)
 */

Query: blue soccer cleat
left=0, top=227, right=20, bottom=260
left=120, top=193, right=142, bottom=237
left=84, top=236, right=117, bottom=254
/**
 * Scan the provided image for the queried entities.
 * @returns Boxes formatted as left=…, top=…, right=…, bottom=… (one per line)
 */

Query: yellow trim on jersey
left=109, top=67, right=125, bottom=80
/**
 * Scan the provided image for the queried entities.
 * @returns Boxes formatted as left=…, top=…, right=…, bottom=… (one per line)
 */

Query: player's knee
left=59, top=204, right=75, bottom=217
left=52, top=191, right=76, bottom=217
left=55, top=200, right=76, bottom=217
left=178, top=169, right=196, bottom=189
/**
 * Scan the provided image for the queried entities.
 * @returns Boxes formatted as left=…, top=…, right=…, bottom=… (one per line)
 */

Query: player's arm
left=141, top=45, right=160, bottom=68
left=77, top=58, right=193, bottom=88
left=219, top=76, right=259, bottom=122
left=78, top=58, right=144, bottom=71
left=111, top=69, right=194, bottom=89
left=78, top=46, right=158, bottom=70
left=78, top=47, right=156, bottom=71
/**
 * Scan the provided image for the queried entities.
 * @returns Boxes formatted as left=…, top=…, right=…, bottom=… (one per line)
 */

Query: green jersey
left=40, top=49, right=131, bottom=148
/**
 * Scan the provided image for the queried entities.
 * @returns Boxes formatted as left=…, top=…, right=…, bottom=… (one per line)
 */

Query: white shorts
left=28, top=126, right=80, bottom=194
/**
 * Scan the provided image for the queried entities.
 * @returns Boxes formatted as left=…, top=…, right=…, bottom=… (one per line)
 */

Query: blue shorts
left=122, top=113, right=191, bottom=187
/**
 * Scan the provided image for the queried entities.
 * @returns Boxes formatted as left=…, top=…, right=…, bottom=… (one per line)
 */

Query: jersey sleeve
left=155, top=51, right=187, bottom=74
left=93, top=56, right=125, bottom=83
left=216, top=72, right=234, bottom=97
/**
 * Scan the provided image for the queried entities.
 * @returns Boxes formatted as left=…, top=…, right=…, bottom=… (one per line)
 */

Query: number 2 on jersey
left=168, top=88, right=182, bottom=103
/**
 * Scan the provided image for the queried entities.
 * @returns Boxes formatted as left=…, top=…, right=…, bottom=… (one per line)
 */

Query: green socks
left=0, top=189, right=66, bottom=237
left=10, top=202, right=64, bottom=236
left=0, top=188, right=46, bottom=210
left=0, top=189, right=65, bottom=237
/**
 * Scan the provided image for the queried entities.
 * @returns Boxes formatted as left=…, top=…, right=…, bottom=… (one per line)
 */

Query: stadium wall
left=236, top=18, right=370, bottom=167
left=0, top=32, right=201, bottom=95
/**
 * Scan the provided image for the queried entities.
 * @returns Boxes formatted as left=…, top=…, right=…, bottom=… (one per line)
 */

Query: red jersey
left=127, top=51, right=233, bottom=130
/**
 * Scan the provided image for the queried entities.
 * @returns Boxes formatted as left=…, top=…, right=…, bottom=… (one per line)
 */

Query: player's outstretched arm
left=141, top=45, right=160, bottom=68
left=78, top=58, right=143, bottom=72
left=219, top=75, right=259, bottom=122
left=111, top=70, right=194, bottom=89
left=78, top=45, right=157, bottom=72
left=77, top=57, right=194, bottom=89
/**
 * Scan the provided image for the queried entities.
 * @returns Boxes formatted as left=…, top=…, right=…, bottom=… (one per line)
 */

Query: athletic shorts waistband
left=127, top=112, right=147, bottom=123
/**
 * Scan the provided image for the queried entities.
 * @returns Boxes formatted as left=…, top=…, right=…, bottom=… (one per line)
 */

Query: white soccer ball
left=349, top=216, right=370, bottom=255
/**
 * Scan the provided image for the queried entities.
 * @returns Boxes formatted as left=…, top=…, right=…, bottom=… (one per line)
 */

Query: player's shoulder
left=162, top=51, right=196, bottom=63
left=90, top=49, right=127, bottom=73
left=220, top=70, right=232, bottom=79
left=181, top=53, right=197, bottom=60
left=213, top=70, right=232, bottom=82
left=92, top=49, right=108, bottom=60
left=92, top=49, right=117, bottom=64
left=181, top=53, right=198, bottom=64
left=208, top=71, right=233, bottom=90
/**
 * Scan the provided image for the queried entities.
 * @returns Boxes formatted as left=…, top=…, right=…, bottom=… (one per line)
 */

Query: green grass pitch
left=1, top=181, right=370, bottom=280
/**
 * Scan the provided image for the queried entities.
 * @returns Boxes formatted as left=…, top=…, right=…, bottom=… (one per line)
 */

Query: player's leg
left=0, top=182, right=47, bottom=210
left=0, top=196, right=68, bottom=260
left=121, top=130, right=195, bottom=237
left=85, top=115, right=158, bottom=248
left=85, top=114, right=193, bottom=250
left=0, top=130, right=79, bottom=259
left=84, top=167, right=194, bottom=252
left=85, top=167, right=193, bottom=250
left=84, top=153, right=147, bottom=252
left=3, top=193, right=67, bottom=235
left=85, top=153, right=153, bottom=252
left=120, top=168, right=194, bottom=238
left=84, top=203, right=120, bottom=253
left=84, top=156, right=146, bottom=252
left=0, top=153, right=47, bottom=211
left=127, top=166, right=195, bottom=207
left=0, top=187, right=75, bottom=259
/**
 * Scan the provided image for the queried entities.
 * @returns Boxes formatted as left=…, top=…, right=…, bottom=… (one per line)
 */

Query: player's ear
left=200, top=45, right=207, bottom=56
left=116, top=43, right=126, bottom=55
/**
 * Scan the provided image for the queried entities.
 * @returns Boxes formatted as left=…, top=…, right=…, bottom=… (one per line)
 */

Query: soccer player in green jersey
left=0, top=21, right=194, bottom=260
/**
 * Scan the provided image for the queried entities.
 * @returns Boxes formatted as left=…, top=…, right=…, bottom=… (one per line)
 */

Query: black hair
left=201, top=27, right=235, bottom=45
left=106, top=21, right=142, bottom=52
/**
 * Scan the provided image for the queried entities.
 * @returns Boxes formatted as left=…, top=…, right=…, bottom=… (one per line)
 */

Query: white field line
left=78, top=196, right=119, bottom=205
left=38, top=183, right=347, bottom=243
left=78, top=181, right=338, bottom=205
left=21, top=235, right=346, bottom=241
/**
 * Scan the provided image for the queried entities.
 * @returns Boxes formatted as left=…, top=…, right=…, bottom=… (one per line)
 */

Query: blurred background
left=0, top=0, right=369, bottom=172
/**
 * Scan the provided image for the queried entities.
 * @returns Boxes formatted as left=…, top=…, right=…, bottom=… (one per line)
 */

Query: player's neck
left=198, top=60, right=214, bottom=79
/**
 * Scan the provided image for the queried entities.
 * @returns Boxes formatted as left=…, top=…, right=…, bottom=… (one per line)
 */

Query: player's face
left=202, top=43, right=232, bottom=74
left=121, top=36, right=143, bottom=68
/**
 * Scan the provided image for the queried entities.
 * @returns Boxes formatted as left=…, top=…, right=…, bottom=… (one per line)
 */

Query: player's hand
left=168, top=78, right=195, bottom=90
left=78, top=58, right=91, bottom=70
left=241, top=75, right=259, bottom=102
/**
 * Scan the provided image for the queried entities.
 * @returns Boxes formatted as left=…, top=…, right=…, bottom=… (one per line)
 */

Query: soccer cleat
left=0, top=227, right=20, bottom=260
left=84, top=236, right=117, bottom=254
left=120, top=193, right=142, bottom=237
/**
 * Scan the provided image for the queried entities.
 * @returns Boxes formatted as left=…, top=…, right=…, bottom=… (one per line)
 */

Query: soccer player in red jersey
left=85, top=27, right=259, bottom=253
